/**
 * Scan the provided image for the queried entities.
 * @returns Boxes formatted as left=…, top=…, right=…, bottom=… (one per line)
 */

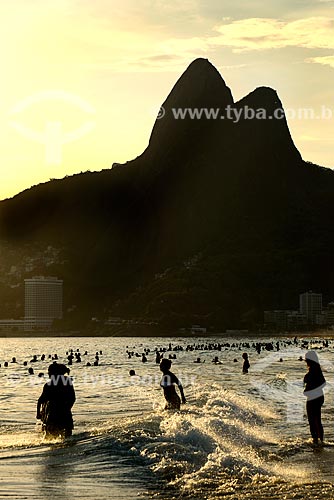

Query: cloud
left=211, top=17, right=334, bottom=52
left=76, top=15, right=334, bottom=73
left=112, top=16, right=334, bottom=71
left=141, top=54, right=182, bottom=62
left=5, top=1, right=333, bottom=75
left=136, top=17, right=334, bottom=71
left=86, top=36, right=210, bottom=72
left=307, top=55, right=334, bottom=68
left=298, top=135, right=332, bottom=142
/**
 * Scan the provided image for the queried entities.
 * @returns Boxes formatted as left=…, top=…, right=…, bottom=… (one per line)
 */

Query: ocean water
left=0, top=335, right=334, bottom=500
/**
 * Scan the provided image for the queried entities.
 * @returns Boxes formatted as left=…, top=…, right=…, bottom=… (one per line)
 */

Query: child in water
left=36, top=363, right=76, bottom=438
left=159, top=358, right=186, bottom=410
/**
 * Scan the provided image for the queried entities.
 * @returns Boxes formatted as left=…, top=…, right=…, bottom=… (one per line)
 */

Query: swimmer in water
left=159, top=358, right=186, bottom=410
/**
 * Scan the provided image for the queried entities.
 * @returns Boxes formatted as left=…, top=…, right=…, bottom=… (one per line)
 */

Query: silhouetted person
left=159, top=359, right=186, bottom=410
left=303, top=351, right=326, bottom=445
left=36, top=363, right=75, bottom=439
left=242, top=353, right=250, bottom=374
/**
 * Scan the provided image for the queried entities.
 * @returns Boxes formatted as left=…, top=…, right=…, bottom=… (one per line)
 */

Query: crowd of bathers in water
left=0, top=336, right=331, bottom=443
left=0, top=348, right=103, bottom=375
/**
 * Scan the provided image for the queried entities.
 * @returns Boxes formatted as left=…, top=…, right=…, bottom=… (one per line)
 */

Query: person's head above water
left=48, top=362, right=70, bottom=378
left=305, top=350, right=319, bottom=365
left=160, top=358, right=172, bottom=373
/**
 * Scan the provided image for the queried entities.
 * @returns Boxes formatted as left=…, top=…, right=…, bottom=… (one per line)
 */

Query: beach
left=0, top=335, right=333, bottom=499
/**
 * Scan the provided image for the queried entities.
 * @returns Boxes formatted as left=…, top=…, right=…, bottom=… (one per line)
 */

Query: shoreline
left=1, top=330, right=334, bottom=339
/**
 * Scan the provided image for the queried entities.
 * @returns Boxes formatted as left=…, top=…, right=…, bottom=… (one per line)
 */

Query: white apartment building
left=299, top=291, right=322, bottom=325
left=24, top=276, right=63, bottom=330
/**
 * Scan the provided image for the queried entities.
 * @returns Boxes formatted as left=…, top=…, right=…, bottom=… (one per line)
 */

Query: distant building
left=286, top=311, right=307, bottom=330
left=264, top=310, right=307, bottom=331
left=264, top=310, right=289, bottom=331
left=299, top=291, right=322, bottom=325
left=24, top=276, right=63, bottom=330
left=191, top=325, right=207, bottom=334
left=225, top=329, right=249, bottom=335
left=316, top=302, right=334, bottom=326
left=264, top=290, right=331, bottom=331
left=105, top=317, right=123, bottom=325
left=326, top=302, right=334, bottom=325
left=0, top=319, right=25, bottom=331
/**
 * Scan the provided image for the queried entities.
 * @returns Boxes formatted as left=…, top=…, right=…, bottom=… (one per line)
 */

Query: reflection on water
left=37, top=442, right=76, bottom=500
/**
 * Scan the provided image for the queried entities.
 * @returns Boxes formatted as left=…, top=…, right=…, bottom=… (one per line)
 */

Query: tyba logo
left=9, top=90, right=96, bottom=166
left=251, top=351, right=332, bottom=423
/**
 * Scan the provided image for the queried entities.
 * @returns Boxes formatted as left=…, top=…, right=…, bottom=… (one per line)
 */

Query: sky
left=0, top=0, right=333, bottom=200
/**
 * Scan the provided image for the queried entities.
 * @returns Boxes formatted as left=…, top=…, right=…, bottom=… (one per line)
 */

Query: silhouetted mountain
left=0, top=58, right=333, bottom=331
left=147, top=58, right=233, bottom=159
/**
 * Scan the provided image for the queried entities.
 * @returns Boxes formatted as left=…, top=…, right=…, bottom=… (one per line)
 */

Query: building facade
left=299, top=291, right=322, bottom=325
left=0, top=319, right=25, bottom=331
left=316, top=302, right=334, bottom=326
left=264, top=310, right=289, bottom=331
left=24, top=276, right=63, bottom=330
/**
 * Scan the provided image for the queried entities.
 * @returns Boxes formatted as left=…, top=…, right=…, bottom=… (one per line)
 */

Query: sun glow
left=0, top=1, right=333, bottom=199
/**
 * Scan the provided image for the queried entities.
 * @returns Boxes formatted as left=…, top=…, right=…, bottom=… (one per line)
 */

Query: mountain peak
left=238, top=86, right=281, bottom=109
left=184, top=57, right=221, bottom=75
left=147, top=58, right=233, bottom=155
left=234, top=85, right=302, bottom=166
left=166, top=58, right=234, bottom=105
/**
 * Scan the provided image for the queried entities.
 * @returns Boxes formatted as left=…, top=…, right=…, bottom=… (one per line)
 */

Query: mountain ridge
left=0, top=58, right=333, bottom=331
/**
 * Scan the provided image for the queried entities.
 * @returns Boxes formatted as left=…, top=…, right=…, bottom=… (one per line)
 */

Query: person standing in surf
left=242, top=353, right=250, bottom=374
left=303, top=350, right=326, bottom=445
left=159, top=358, right=186, bottom=410
left=36, top=362, right=76, bottom=438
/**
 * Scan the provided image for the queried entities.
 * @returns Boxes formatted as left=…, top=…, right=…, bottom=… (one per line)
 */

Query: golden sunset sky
left=1, top=0, right=333, bottom=200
